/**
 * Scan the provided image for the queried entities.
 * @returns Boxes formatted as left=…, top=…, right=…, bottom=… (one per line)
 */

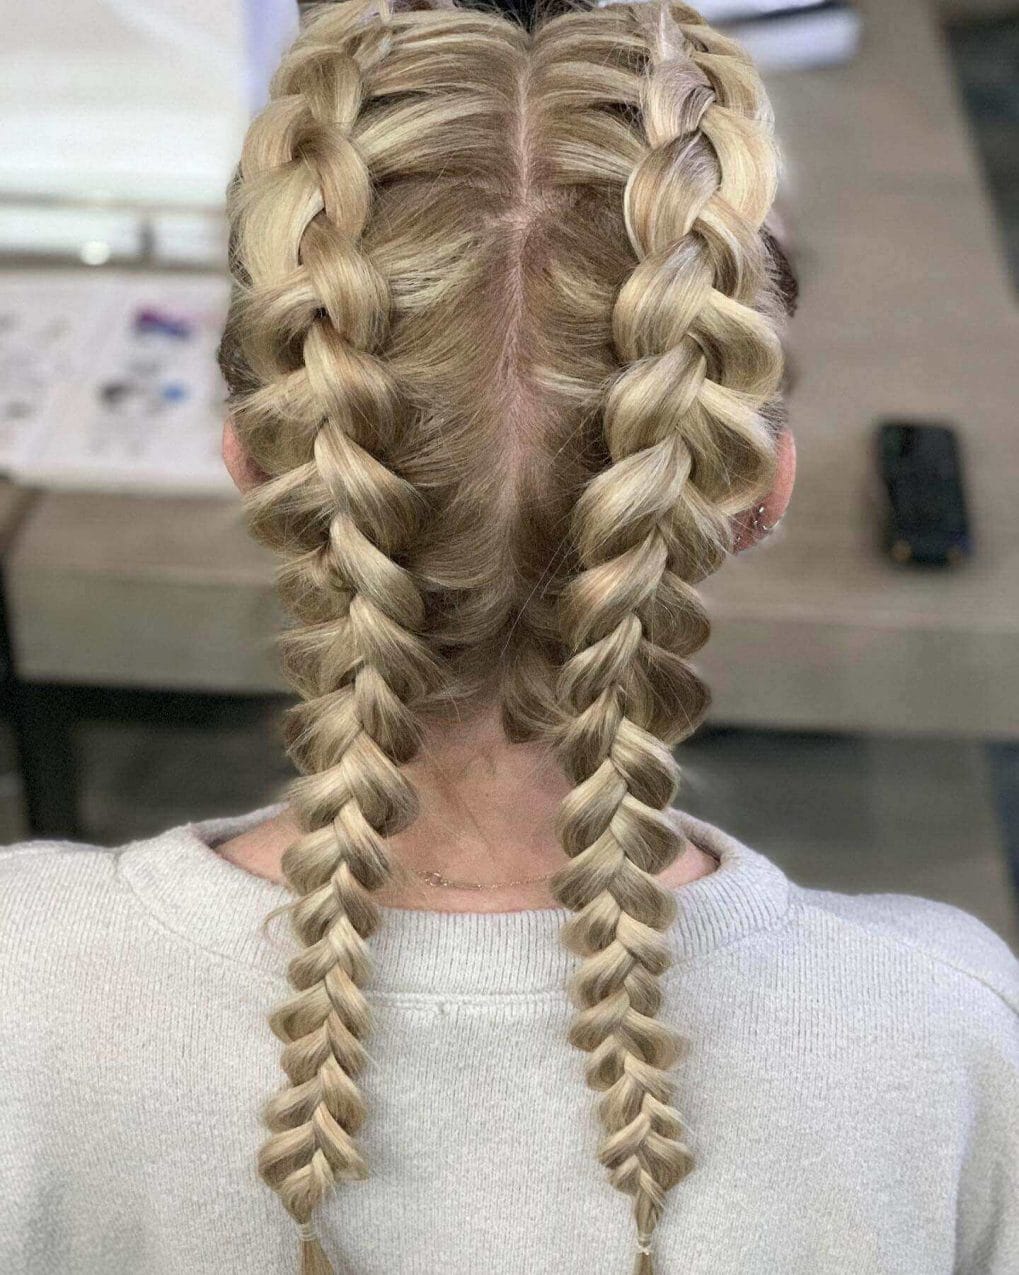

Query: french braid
left=535, top=5, right=784, bottom=1271
left=219, top=2, right=789, bottom=1273
left=222, top=3, right=448, bottom=1271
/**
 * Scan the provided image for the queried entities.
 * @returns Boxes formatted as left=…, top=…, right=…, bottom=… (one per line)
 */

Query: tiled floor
left=1, top=709, right=1015, bottom=949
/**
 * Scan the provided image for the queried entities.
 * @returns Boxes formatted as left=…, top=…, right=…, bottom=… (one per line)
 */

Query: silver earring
left=750, top=504, right=782, bottom=536
left=734, top=504, right=782, bottom=552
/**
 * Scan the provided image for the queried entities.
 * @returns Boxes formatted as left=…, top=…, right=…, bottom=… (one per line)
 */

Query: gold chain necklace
left=408, top=842, right=720, bottom=891
left=409, top=865, right=558, bottom=891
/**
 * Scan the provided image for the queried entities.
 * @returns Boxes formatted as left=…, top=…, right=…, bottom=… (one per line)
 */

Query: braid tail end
left=300, top=1235, right=337, bottom=1275
left=631, top=1246, right=655, bottom=1275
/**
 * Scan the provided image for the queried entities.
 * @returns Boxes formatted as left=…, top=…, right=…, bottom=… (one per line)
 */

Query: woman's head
left=218, top=1, right=793, bottom=1269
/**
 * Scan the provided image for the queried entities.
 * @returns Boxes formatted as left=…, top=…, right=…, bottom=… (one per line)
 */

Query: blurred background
left=0, top=0, right=1016, bottom=945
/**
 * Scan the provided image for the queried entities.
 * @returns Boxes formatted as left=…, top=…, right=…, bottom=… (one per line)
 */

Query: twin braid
left=541, top=5, right=783, bottom=1270
left=225, top=3, right=443, bottom=1270
left=221, top=2, right=786, bottom=1272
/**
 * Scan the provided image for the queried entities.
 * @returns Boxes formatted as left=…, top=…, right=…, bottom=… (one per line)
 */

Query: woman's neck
left=215, top=708, right=718, bottom=912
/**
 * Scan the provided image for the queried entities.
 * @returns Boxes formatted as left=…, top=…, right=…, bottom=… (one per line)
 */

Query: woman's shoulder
left=0, top=833, right=132, bottom=973
left=0, top=806, right=278, bottom=949
left=786, top=876, right=1019, bottom=1021
left=0, top=818, right=277, bottom=1086
left=0, top=810, right=287, bottom=1020
left=0, top=835, right=136, bottom=1077
left=0, top=820, right=215, bottom=977
left=0, top=831, right=124, bottom=892
left=0, top=832, right=122, bottom=908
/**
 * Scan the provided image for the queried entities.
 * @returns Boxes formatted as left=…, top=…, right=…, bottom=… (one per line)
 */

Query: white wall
left=0, top=0, right=297, bottom=207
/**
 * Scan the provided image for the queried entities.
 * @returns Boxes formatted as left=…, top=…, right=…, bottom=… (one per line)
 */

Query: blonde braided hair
left=538, top=4, right=784, bottom=1268
left=218, top=2, right=791, bottom=1272
left=222, top=3, right=446, bottom=1267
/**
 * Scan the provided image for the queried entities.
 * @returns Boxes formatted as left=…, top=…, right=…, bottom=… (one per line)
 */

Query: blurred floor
left=946, top=10, right=1019, bottom=290
left=680, top=727, right=1018, bottom=949
left=0, top=711, right=1015, bottom=949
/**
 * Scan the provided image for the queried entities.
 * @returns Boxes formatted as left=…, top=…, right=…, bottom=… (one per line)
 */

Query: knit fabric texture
left=1, top=801, right=1016, bottom=1274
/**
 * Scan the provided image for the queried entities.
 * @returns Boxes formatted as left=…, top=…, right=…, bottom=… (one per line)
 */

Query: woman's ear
left=732, top=424, right=796, bottom=552
left=222, top=416, right=268, bottom=492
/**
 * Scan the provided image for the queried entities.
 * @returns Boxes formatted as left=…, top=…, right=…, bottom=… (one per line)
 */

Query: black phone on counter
left=875, top=421, right=973, bottom=567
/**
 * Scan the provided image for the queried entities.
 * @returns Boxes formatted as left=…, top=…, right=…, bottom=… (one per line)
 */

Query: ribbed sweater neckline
left=118, top=801, right=792, bottom=996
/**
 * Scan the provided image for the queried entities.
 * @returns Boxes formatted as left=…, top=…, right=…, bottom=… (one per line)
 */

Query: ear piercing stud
left=733, top=504, right=783, bottom=552
left=750, top=503, right=782, bottom=536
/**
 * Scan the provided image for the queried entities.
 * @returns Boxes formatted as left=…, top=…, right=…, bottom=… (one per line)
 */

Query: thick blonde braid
left=537, top=4, right=785, bottom=1269
left=223, top=3, right=447, bottom=1271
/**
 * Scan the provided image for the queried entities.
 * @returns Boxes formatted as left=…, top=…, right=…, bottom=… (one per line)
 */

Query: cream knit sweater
left=1, top=801, right=1016, bottom=1275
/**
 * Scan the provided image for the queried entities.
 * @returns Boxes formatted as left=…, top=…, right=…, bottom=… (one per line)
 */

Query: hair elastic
left=297, top=1220, right=319, bottom=1243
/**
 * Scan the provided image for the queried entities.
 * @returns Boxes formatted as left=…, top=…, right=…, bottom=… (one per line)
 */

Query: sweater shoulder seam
left=112, top=849, right=290, bottom=987
left=0, top=837, right=287, bottom=990
left=790, top=893, right=1018, bottom=1017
